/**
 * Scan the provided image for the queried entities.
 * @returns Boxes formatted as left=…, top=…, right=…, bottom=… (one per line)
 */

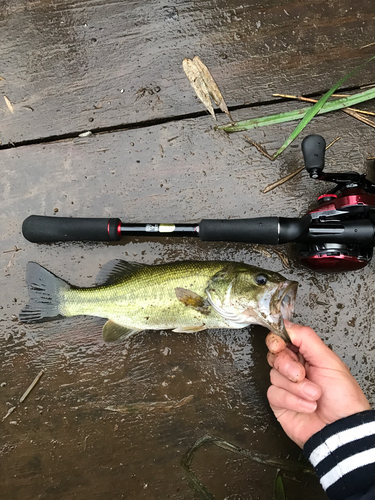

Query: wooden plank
left=1, top=0, right=375, bottom=144
left=1, top=107, right=374, bottom=498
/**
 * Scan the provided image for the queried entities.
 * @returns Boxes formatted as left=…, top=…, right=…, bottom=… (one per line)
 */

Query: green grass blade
left=273, top=470, right=286, bottom=500
left=273, top=55, right=375, bottom=158
left=217, top=86, right=375, bottom=133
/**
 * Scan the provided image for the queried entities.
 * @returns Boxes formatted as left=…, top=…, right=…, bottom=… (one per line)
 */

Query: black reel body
left=298, top=135, right=375, bottom=272
left=298, top=189, right=375, bottom=272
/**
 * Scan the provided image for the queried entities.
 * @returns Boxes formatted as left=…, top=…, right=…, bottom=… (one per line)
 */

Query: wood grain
left=0, top=0, right=374, bottom=144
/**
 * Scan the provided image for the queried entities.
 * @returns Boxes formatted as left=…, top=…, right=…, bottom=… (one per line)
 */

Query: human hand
left=266, top=321, right=371, bottom=448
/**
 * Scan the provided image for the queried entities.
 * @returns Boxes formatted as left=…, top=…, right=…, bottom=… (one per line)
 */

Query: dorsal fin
left=95, top=259, right=149, bottom=286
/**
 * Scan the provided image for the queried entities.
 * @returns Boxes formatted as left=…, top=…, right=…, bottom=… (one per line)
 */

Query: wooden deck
left=1, top=1, right=375, bottom=498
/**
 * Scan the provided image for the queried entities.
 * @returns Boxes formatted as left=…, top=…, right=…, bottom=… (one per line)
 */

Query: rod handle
left=22, top=215, right=122, bottom=242
left=199, top=218, right=280, bottom=244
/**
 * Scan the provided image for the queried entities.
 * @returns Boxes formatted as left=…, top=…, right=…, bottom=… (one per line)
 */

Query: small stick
left=20, top=370, right=44, bottom=403
left=263, top=167, right=304, bottom=193
left=3, top=246, right=21, bottom=254
left=326, top=137, right=341, bottom=149
left=361, top=41, right=375, bottom=49
left=244, top=136, right=274, bottom=160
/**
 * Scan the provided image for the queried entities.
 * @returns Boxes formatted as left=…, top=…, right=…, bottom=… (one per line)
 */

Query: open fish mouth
left=276, top=281, right=298, bottom=320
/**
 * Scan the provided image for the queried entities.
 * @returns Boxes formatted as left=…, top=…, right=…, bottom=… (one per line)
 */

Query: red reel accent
left=301, top=254, right=368, bottom=272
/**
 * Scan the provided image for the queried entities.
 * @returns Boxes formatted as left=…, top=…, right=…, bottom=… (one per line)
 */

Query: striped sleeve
left=303, top=410, right=375, bottom=500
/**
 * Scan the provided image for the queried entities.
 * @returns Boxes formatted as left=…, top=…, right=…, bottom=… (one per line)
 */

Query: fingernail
left=300, top=399, right=317, bottom=412
left=286, top=362, right=303, bottom=382
left=303, top=382, right=319, bottom=399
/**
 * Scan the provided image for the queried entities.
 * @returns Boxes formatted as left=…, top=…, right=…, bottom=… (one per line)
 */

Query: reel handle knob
left=301, top=134, right=326, bottom=178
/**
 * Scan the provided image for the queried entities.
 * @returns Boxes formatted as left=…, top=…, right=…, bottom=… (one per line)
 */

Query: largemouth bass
left=19, top=260, right=297, bottom=343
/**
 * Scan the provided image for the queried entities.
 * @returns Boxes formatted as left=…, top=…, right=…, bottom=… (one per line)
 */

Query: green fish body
left=20, top=260, right=297, bottom=342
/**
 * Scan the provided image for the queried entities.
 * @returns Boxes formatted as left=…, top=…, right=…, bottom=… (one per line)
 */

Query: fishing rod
left=22, top=135, right=375, bottom=272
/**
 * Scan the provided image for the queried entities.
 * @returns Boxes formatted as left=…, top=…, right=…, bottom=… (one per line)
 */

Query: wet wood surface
left=0, top=0, right=375, bottom=145
left=1, top=0, right=375, bottom=499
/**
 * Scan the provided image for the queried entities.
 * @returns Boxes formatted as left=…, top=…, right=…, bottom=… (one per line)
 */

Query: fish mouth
left=266, top=280, right=298, bottom=342
left=277, top=281, right=298, bottom=321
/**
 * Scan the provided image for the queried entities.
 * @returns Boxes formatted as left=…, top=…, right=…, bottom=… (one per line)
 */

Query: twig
left=361, top=41, right=375, bottom=49
left=244, top=136, right=274, bottom=160
left=326, top=137, right=341, bottom=149
left=263, top=167, right=304, bottom=193
left=20, top=370, right=44, bottom=403
left=3, top=246, right=21, bottom=254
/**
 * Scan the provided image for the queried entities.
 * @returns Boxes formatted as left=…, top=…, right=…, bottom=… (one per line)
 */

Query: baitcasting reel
left=22, top=135, right=375, bottom=273
left=297, top=135, right=375, bottom=271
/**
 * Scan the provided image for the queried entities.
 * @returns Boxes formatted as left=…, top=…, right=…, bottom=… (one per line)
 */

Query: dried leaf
left=192, top=56, right=233, bottom=120
left=4, top=95, right=14, bottom=114
left=183, top=57, right=215, bottom=118
left=0, top=76, right=5, bottom=81
left=183, top=56, right=232, bottom=120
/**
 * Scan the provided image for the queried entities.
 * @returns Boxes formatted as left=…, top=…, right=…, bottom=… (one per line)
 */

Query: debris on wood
left=273, top=469, right=286, bottom=500
left=19, top=370, right=44, bottom=403
left=272, top=248, right=290, bottom=269
left=273, top=93, right=375, bottom=128
left=4, top=95, right=14, bottom=114
left=245, top=136, right=274, bottom=161
left=273, top=93, right=375, bottom=116
left=104, top=395, right=194, bottom=414
left=220, top=55, right=375, bottom=159
left=78, top=131, right=93, bottom=138
left=182, top=434, right=314, bottom=500
left=3, top=246, right=22, bottom=254
left=2, top=406, right=16, bottom=422
left=183, top=56, right=232, bottom=121
left=263, top=167, right=304, bottom=194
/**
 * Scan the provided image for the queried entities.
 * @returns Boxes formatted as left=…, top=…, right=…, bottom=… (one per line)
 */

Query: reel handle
left=22, top=215, right=122, bottom=242
left=302, top=134, right=326, bottom=178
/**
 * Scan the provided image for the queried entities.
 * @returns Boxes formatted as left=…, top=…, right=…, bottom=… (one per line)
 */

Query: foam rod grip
left=22, top=215, right=122, bottom=243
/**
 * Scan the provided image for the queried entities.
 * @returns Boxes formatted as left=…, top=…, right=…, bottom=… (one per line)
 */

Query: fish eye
left=255, top=274, right=268, bottom=286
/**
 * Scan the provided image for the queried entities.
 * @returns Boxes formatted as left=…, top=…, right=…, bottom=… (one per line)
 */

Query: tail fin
left=19, top=262, right=71, bottom=323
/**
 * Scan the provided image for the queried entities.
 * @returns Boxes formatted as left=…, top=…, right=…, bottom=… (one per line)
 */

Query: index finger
left=282, top=320, right=349, bottom=372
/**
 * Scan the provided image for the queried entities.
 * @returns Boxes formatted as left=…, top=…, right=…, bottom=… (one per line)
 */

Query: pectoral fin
left=102, top=320, right=141, bottom=342
left=172, top=325, right=207, bottom=333
left=175, top=288, right=210, bottom=315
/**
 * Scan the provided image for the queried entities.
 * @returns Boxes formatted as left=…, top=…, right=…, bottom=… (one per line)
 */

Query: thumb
left=284, top=320, right=347, bottom=371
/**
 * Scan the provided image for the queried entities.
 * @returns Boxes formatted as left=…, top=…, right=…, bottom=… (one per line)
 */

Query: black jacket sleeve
left=303, top=410, right=375, bottom=500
